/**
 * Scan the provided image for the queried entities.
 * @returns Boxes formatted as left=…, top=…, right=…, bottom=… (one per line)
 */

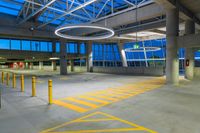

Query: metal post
left=12, top=73, right=16, bottom=88
left=21, top=75, right=24, bottom=92
left=48, top=79, right=52, bottom=104
left=6, top=73, right=9, bottom=86
left=1, top=72, right=4, bottom=84
left=32, top=77, right=36, bottom=97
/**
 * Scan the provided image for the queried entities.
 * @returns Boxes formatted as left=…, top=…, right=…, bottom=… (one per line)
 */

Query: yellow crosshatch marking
left=53, top=77, right=165, bottom=113
left=39, top=112, right=157, bottom=133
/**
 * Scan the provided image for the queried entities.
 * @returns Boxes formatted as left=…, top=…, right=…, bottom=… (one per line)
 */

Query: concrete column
left=30, top=62, right=34, bottom=70
left=52, top=61, right=57, bottom=71
left=185, top=20, right=195, bottom=80
left=25, top=62, right=29, bottom=69
left=70, top=60, right=74, bottom=72
left=39, top=61, right=43, bottom=70
left=86, top=41, right=93, bottom=72
left=166, top=8, right=179, bottom=85
left=60, top=39, right=67, bottom=75
left=118, top=41, right=128, bottom=67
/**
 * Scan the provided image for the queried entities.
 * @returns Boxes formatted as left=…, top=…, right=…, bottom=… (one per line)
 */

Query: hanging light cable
left=134, top=0, right=139, bottom=49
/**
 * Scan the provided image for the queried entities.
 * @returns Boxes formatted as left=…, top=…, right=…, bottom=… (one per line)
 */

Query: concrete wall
left=93, top=67, right=164, bottom=76
left=194, top=67, right=200, bottom=77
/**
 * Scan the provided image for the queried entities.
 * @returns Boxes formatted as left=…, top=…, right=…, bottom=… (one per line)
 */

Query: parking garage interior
left=0, top=0, right=200, bottom=133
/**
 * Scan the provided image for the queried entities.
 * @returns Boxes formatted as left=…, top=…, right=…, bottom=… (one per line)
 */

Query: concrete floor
left=0, top=69, right=200, bottom=133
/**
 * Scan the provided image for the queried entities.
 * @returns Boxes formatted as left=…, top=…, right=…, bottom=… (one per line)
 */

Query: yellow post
left=32, top=77, right=36, bottom=97
left=48, top=79, right=52, bottom=104
left=21, top=75, right=24, bottom=92
left=12, top=73, right=16, bottom=88
left=2, top=72, right=4, bottom=84
left=6, top=73, right=9, bottom=86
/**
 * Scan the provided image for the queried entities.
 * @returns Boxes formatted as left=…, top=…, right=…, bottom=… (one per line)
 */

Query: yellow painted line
left=39, top=111, right=157, bottom=133
left=90, top=95, right=119, bottom=102
left=114, top=89, right=145, bottom=94
left=78, top=96, right=110, bottom=104
left=53, top=100, right=88, bottom=113
left=65, top=97, right=98, bottom=108
left=76, top=118, right=114, bottom=122
left=47, top=128, right=154, bottom=133
left=107, top=89, right=140, bottom=96
left=99, top=93, right=133, bottom=100
left=53, top=78, right=165, bottom=113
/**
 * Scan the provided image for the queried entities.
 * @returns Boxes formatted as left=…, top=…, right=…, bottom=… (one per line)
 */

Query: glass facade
left=92, top=43, right=122, bottom=67
left=0, top=38, right=53, bottom=52
left=0, top=37, right=200, bottom=68
left=124, top=38, right=200, bottom=68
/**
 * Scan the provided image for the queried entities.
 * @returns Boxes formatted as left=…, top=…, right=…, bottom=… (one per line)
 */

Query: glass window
left=11, top=40, right=21, bottom=50
left=22, top=40, right=31, bottom=51
left=80, top=43, right=86, bottom=54
left=0, top=39, right=10, bottom=49
left=56, top=42, right=60, bottom=53
left=32, top=41, right=40, bottom=51
left=40, top=41, right=48, bottom=52
left=48, top=42, right=52, bottom=52
left=67, top=42, right=78, bottom=53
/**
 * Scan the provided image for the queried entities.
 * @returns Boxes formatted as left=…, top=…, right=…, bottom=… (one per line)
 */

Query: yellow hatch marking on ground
left=53, top=100, right=88, bottom=113
left=53, top=77, right=165, bottom=113
left=89, top=95, right=119, bottom=102
left=78, top=96, right=110, bottom=104
left=65, top=97, right=99, bottom=108
left=39, top=112, right=157, bottom=133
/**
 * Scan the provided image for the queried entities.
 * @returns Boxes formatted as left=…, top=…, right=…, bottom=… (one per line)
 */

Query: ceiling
left=180, top=0, right=200, bottom=18
left=0, top=0, right=152, bottom=28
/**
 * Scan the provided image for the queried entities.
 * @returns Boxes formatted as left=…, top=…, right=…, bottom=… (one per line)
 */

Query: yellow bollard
left=12, top=73, right=16, bottom=88
left=2, top=72, right=4, bottom=84
left=21, top=75, right=24, bottom=92
left=6, top=73, right=10, bottom=86
left=48, top=79, right=52, bottom=104
left=32, top=77, right=36, bottom=97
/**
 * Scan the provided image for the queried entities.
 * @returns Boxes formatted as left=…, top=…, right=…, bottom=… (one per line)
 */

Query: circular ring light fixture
left=55, top=24, right=115, bottom=40
left=125, top=47, right=161, bottom=52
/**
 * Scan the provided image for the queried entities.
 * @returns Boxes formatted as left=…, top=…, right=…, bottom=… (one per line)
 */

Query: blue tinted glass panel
left=22, top=40, right=31, bottom=50
left=11, top=40, right=21, bottom=50
left=67, top=42, right=78, bottom=53
left=48, top=42, right=52, bottom=52
left=80, top=43, right=86, bottom=54
left=40, top=42, right=48, bottom=52
left=56, top=42, right=60, bottom=52
left=32, top=41, right=40, bottom=51
left=0, top=39, right=10, bottom=49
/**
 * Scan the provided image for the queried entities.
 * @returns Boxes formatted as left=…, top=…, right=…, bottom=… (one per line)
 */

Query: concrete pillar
left=60, top=39, right=67, bottom=75
left=166, top=8, right=179, bottom=85
left=30, top=62, right=34, bottom=70
left=118, top=41, right=128, bottom=67
left=86, top=41, right=93, bottom=72
left=39, top=61, right=43, bottom=70
left=25, top=62, right=29, bottom=69
left=51, top=61, right=57, bottom=71
left=185, top=20, right=195, bottom=80
left=70, top=60, right=74, bottom=72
